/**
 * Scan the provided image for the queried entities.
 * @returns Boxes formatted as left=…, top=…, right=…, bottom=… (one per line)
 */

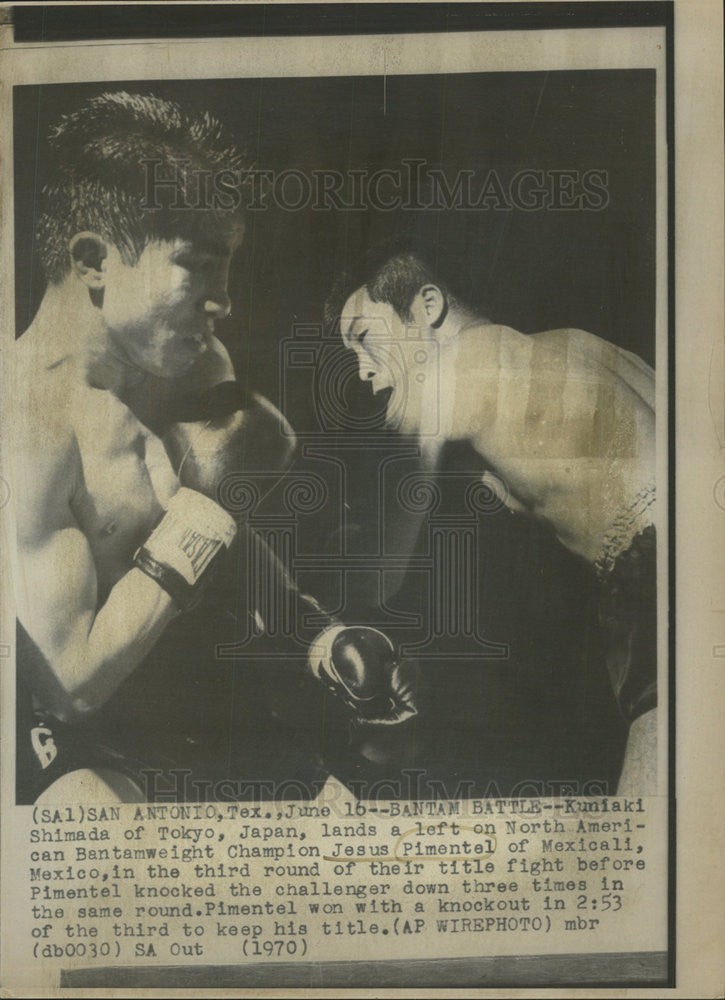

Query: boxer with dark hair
left=332, top=238, right=658, bottom=794
left=13, top=93, right=416, bottom=803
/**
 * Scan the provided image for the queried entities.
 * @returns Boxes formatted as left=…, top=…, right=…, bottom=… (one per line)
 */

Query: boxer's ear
left=413, top=284, right=447, bottom=330
left=68, top=232, right=109, bottom=289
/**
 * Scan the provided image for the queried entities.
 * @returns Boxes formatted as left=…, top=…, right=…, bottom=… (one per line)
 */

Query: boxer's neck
left=27, top=281, right=145, bottom=394
left=422, top=316, right=511, bottom=451
left=430, top=305, right=488, bottom=346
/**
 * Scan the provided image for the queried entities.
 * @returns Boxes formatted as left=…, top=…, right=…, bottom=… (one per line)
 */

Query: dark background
left=10, top=1, right=672, bottom=43
left=15, top=72, right=655, bottom=359
left=14, top=70, right=656, bottom=795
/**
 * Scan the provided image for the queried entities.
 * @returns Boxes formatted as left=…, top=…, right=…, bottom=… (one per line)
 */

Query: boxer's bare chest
left=68, top=386, right=178, bottom=590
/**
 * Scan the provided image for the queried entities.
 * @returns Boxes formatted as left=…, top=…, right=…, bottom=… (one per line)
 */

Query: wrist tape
left=134, top=488, right=237, bottom=612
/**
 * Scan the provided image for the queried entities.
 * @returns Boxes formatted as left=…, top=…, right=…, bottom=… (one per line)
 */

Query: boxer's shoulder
left=453, top=322, right=517, bottom=354
left=16, top=339, right=76, bottom=422
left=442, top=324, right=517, bottom=387
left=17, top=368, right=75, bottom=455
left=531, top=328, right=653, bottom=380
left=452, top=324, right=542, bottom=379
left=15, top=364, right=82, bottom=543
left=16, top=426, right=80, bottom=547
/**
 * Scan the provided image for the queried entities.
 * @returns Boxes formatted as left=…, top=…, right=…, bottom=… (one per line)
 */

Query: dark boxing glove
left=167, top=383, right=297, bottom=502
left=308, top=625, right=418, bottom=727
left=166, top=379, right=250, bottom=424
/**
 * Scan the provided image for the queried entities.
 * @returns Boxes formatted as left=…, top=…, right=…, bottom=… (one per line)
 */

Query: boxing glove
left=308, top=624, right=419, bottom=727
left=134, top=488, right=237, bottom=612
left=166, top=383, right=297, bottom=502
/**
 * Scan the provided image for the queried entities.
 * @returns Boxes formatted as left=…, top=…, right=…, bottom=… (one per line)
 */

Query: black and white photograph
left=12, top=64, right=661, bottom=809
left=1, top=1, right=721, bottom=994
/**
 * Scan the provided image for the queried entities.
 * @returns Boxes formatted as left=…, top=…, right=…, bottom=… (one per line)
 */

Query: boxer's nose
left=203, top=292, right=231, bottom=319
left=358, top=357, right=376, bottom=381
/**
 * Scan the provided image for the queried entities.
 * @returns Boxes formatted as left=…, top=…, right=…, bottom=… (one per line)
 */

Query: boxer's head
left=329, top=241, right=482, bottom=434
left=37, top=91, right=251, bottom=283
left=35, top=92, right=252, bottom=376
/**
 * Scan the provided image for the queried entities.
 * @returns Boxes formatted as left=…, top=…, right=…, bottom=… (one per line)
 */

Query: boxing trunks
left=595, top=485, right=658, bottom=723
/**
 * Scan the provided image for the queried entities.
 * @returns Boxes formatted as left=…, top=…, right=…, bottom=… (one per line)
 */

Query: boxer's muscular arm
left=16, top=440, right=179, bottom=724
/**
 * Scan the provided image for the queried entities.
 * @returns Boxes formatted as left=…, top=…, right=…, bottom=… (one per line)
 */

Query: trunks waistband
left=594, top=483, right=656, bottom=580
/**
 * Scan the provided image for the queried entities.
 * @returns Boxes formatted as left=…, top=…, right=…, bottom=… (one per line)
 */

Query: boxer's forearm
left=242, top=522, right=334, bottom=644
left=242, top=524, right=420, bottom=728
left=47, top=501, right=234, bottom=720
left=44, top=570, right=179, bottom=722
left=54, top=489, right=238, bottom=719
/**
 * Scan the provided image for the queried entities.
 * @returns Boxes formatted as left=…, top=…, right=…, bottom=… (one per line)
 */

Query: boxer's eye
left=173, top=251, right=212, bottom=273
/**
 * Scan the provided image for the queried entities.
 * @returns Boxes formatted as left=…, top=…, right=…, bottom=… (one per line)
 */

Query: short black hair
left=324, top=235, right=484, bottom=332
left=36, top=91, right=252, bottom=283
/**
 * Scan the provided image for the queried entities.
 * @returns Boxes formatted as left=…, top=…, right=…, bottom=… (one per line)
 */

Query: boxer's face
left=97, top=223, right=243, bottom=378
left=341, top=287, right=407, bottom=394
left=341, top=285, right=435, bottom=434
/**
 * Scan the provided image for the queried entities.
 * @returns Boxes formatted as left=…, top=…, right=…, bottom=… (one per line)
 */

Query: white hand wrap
left=134, top=488, right=237, bottom=611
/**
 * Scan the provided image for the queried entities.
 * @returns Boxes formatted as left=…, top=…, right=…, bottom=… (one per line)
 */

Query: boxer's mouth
left=372, top=380, right=394, bottom=397
left=180, top=319, right=215, bottom=341
left=180, top=340, right=208, bottom=358
left=181, top=328, right=212, bottom=351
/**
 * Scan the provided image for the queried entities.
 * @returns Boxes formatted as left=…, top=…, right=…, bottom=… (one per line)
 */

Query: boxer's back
left=445, top=324, right=656, bottom=565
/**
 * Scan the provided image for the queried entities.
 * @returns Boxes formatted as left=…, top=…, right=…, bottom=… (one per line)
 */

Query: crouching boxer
left=331, top=239, right=659, bottom=794
left=12, top=92, right=416, bottom=804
